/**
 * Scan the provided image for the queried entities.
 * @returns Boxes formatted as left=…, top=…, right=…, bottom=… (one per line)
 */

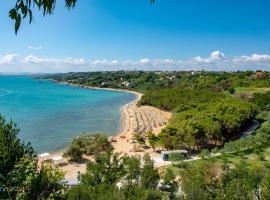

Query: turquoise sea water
left=0, top=76, right=136, bottom=152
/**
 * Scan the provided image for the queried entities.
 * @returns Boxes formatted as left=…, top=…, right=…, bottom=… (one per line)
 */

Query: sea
left=0, top=76, right=136, bottom=153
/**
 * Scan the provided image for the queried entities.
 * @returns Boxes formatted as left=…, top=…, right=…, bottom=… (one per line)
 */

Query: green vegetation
left=29, top=70, right=270, bottom=198
left=0, top=114, right=178, bottom=199
left=9, top=1, right=157, bottom=34
left=9, top=0, right=77, bottom=34
left=134, top=133, right=146, bottom=146
left=142, top=89, right=256, bottom=150
left=43, top=71, right=270, bottom=92
left=64, top=134, right=112, bottom=161
left=178, top=160, right=270, bottom=200
left=166, top=109, right=270, bottom=199
left=147, top=131, right=159, bottom=150
left=168, top=152, right=185, bottom=166
left=44, top=70, right=269, bottom=152
left=252, top=92, right=270, bottom=111
left=0, top=115, right=65, bottom=199
left=65, top=152, right=170, bottom=200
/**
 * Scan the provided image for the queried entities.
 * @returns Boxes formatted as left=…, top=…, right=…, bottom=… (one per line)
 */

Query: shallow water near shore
left=0, top=76, right=136, bottom=152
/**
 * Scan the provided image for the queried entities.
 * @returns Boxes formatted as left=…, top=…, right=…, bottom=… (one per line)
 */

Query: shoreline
left=52, top=80, right=171, bottom=147
left=39, top=80, right=172, bottom=179
left=55, top=81, right=144, bottom=138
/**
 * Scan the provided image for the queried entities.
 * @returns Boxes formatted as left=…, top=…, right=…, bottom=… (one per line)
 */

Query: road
left=155, top=119, right=260, bottom=167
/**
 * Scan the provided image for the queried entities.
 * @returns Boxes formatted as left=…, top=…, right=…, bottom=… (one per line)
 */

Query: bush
left=229, top=87, right=235, bottom=94
left=200, top=149, right=211, bottom=160
left=134, top=133, right=145, bottom=146
left=65, top=134, right=111, bottom=162
left=66, top=144, right=83, bottom=162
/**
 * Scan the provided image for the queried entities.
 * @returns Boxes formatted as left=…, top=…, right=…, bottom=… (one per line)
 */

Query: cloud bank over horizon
left=0, top=51, right=270, bottom=73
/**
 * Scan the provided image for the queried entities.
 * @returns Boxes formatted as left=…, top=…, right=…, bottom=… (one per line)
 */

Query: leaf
left=15, top=13, right=21, bottom=34
left=9, top=9, right=17, bottom=20
left=22, top=5, right=28, bottom=18
left=29, top=9, right=33, bottom=23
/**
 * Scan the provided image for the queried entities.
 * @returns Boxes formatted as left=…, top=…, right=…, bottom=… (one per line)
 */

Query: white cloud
left=233, top=54, right=270, bottom=63
left=190, top=51, right=225, bottom=64
left=210, top=51, right=225, bottom=61
left=0, top=54, right=18, bottom=64
left=27, top=46, right=43, bottom=50
left=0, top=51, right=270, bottom=73
left=91, top=59, right=114, bottom=65
left=139, top=58, right=150, bottom=65
left=22, top=55, right=87, bottom=66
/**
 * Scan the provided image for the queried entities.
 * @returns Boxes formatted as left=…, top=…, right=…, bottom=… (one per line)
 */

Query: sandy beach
left=39, top=82, right=172, bottom=179
left=112, top=90, right=171, bottom=155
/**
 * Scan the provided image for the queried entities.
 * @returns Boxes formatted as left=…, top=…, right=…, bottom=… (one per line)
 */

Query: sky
left=0, top=0, right=270, bottom=73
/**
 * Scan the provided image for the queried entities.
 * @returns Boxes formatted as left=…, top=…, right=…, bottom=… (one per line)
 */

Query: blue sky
left=0, top=0, right=270, bottom=72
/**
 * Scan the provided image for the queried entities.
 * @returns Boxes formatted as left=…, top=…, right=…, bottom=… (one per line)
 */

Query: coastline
left=39, top=80, right=171, bottom=179
left=52, top=81, right=171, bottom=148
left=55, top=81, right=144, bottom=137
left=118, top=91, right=143, bottom=136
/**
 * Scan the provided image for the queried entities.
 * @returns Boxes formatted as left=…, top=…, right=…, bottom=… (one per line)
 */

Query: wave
left=0, top=88, right=11, bottom=97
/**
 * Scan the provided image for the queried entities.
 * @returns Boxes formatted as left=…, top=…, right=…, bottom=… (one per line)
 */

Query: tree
left=122, top=156, right=141, bottom=186
left=6, top=156, right=65, bottom=199
left=147, top=131, right=159, bottom=150
left=0, top=115, right=65, bottom=199
left=218, top=162, right=260, bottom=200
left=66, top=184, right=124, bottom=200
left=140, top=154, right=160, bottom=190
left=81, top=150, right=124, bottom=186
left=65, top=134, right=112, bottom=161
left=180, top=160, right=221, bottom=200
left=66, top=185, right=94, bottom=200
left=134, top=133, right=146, bottom=146
left=9, top=0, right=155, bottom=34
left=76, top=151, right=167, bottom=199
left=160, top=168, right=178, bottom=200
left=0, top=115, right=35, bottom=177
left=65, top=143, right=83, bottom=162
left=158, top=127, right=178, bottom=150
left=9, top=0, right=76, bottom=34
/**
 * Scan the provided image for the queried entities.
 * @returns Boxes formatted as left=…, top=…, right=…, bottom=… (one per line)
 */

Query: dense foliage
left=35, top=70, right=270, bottom=198
left=222, top=112, right=270, bottom=154
left=65, top=151, right=171, bottom=200
left=0, top=115, right=65, bottom=199
left=253, top=92, right=270, bottom=111
left=171, top=112, right=270, bottom=199
left=1, top=70, right=270, bottom=199
left=140, top=88, right=257, bottom=150
left=0, top=116, right=35, bottom=176
left=42, top=70, right=270, bottom=92
left=64, top=134, right=112, bottom=161
left=43, top=70, right=269, bottom=150
left=179, top=160, right=270, bottom=200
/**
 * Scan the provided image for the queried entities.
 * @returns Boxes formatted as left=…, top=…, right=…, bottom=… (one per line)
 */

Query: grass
left=235, top=87, right=270, bottom=94
left=167, top=146, right=270, bottom=175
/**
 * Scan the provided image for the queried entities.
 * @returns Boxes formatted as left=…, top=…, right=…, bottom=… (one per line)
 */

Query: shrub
left=200, top=149, right=211, bottom=160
